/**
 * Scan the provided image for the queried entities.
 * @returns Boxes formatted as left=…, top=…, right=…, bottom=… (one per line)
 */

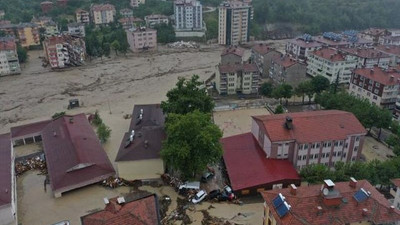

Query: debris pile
left=161, top=173, right=182, bottom=189
left=161, top=197, right=192, bottom=225
left=15, top=154, right=47, bottom=176
left=201, top=210, right=234, bottom=225
left=167, top=41, right=199, bottom=49
left=101, top=176, right=140, bottom=188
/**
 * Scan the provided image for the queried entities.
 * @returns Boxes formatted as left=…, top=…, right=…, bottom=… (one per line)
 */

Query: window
left=309, top=154, right=314, bottom=159
left=299, top=144, right=303, bottom=150
left=373, top=95, right=378, bottom=100
left=355, top=136, right=360, bottom=141
left=339, top=141, right=343, bottom=146
left=352, top=157, right=356, bottom=161
left=376, top=82, right=380, bottom=88
left=374, top=89, right=379, bottom=94
left=316, top=143, right=320, bottom=148
left=304, top=144, right=309, bottom=149
left=333, top=152, right=337, bottom=157
left=326, top=152, right=330, bottom=158
left=323, top=142, right=327, bottom=147
left=312, top=143, right=316, bottom=149
left=345, top=143, right=348, bottom=148
left=298, top=156, right=302, bottom=160
left=314, top=154, right=319, bottom=159
left=337, top=152, right=342, bottom=156
left=335, top=141, right=339, bottom=147
left=327, top=142, right=331, bottom=147
left=343, top=153, right=346, bottom=158
left=322, top=153, right=326, bottom=158
left=354, top=146, right=358, bottom=152
left=302, top=155, right=307, bottom=160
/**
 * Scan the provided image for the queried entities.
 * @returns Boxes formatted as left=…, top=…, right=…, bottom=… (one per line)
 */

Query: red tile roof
left=91, top=4, right=115, bottom=12
left=354, top=66, right=400, bottom=86
left=218, top=63, right=258, bottom=73
left=0, top=38, right=16, bottom=51
left=376, top=45, right=400, bottom=56
left=252, top=43, right=277, bottom=55
left=261, top=180, right=400, bottom=225
left=10, top=120, right=51, bottom=139
left=341, top=47, right=390, bottom=59
left=221, top=46, right=244, bottom=57
left=272, top=55, right=298, bottom=68
left=118, top=17, right=143, bottom=24
left=311, top=47, right=346, bottom=62
left=391, top=178, right=400, bottom=187
left=81, top=194, right=160, bottom=225
left=287, top=38, right=322, bottom=48
left=222, top=133, right=300, bottom=191
left=252, top=110, right=366, bottom=143
left=42, top=114, right=115, bottom=194
left=0, top=133, right=11, bottom=207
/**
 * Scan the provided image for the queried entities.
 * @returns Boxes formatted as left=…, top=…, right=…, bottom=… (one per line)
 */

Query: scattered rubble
left=100, top=176, right=140, bottom=188
left=201, top=210, right=234, bottom=225
left=15, top=154, right=47, bottom=176
left=162, top=197, right=192, bottom=225
left=161, top=173, right=183, bottom=189
left=167, top=41, right=199, bottom=49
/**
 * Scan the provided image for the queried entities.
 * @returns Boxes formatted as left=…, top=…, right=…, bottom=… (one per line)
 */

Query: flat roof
left=0, top=133, right=11, bottom=207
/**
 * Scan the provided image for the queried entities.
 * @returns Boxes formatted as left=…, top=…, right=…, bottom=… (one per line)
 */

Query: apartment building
left=43, top=35, right=86, bottom=69
left=391, top=179, right=400, bottom=210
left=75, top=9, right=90, bottom=24
left=307, top=47, right=357, bottom=84
left=358, top=28, right=390, bottom=45
left=220, top=46, right=244, bottom=64
left=119, top=17, right=143, bottom=30
left=349, top=66, right=400, bottom=110
left=174, top=0, right=203, bottom=31
left=377, top=45, right=400, bottom=66
left=261, top=179, right=400, bottom=225
left=315, top=32, right=373, bottom=48
left=90, top=4, right=116, bottom=25
left=67, top=23, right=85, bottom=37
left=251, top=110, right=366, bottom=170
left=16, top=23, right=41, bottom=48
left=0, top=38, right=21, bottom=76
left=216, top=63, right=259, bottom=95
left=218, top=1, right=251, bottom=45
left=285, top=35, right=322, bottom=61
left=340, top=47, right=390, bottom=69
left=145, top=14, right=169, bottom=28
left=251, top=43, right=281, bottom=77
left=130, top=0, right=146, bottom=8
left=43, top=21, right=59, bottom=37
left=31, top=16, right=53, bottom=27
left=40, top=1, right=54, bottom=14
left=120, top=8, right=133, bottom=18
left=269, top=55, right=307, bottom=87
left=126, top=27, right=157, bottom=52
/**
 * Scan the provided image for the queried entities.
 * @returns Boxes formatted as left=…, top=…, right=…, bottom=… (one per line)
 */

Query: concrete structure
left=218, top=1, right=251, bottom=45
left=382, top=36, right=400, bottom=46
left=269, top=55, right=307, bottom=87
left=67, top=23, right=85, bottom=37
left=251, top=110, right=366, bottom=170
left=126, top=27, right=157, bottom=52
left=43, top=21, right=59, bottom=37
left=349, top=66, right=400, bottom=111
left=285, top=36, right=322, bottom=62
left=75, top=9, right=90, bottom=24
left=341, top=47, right=391, bottom=69
left=0, top=38, right=21, bottom=76
left=0, top=134, right=17, bottom=225
left=115, top=104, right=165, bottom=181
left=0, top=10, right=5, bottom=19
left=307, top=47, right=357, bottom=84
left=175, top=30, right=205, bottom=38
left=40, top=1, right=54, bottom=14
left=145, top=14, right=169, bottom=28
left=119, top=8, right=133, bottom=18
left=43, top=35, right=86, bottom=69
left=174, top=0, right=203, bottom=31
left=130, top=0, right=146, bottom=8
left=16, top=23, right=40, bottom=48
left=216, top=63, right=259, bottom=95
left=90, top=4, right=116, bottom=25
left=31, top=16, right=53, bottom=27
left=118, top=17, right=143, bottom=30
left=377, top=45, right=400, bottom=66
left=251, top=43, right=281, bottom=77
left=220, top=46, right=244, bottom=65
left=262, top=179, right=400, bottom=225
left=358, top=28, right=390, bottom=45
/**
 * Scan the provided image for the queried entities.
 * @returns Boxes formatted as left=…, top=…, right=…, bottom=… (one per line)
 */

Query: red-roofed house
left=118, top=17, right=143, bottom=30
left=216, top=63, right=260, bottom=95
left=42, top=114, right=115, bottom=197
left=221, top=46, right=245, bottom=65
left=251, top=110, right=366, bottom=170
left=269, top=55, right=307, bottom=87
left=340, top=47, right=391, bottom=69
left=81, top=194, right=160, bottom=225
left=261, top=179, right=400, bottom=225
left=251, top=43, right=281, bottom=77
left=377, top=45, right=400, bottom=66
left=285, top=38, right=322, bottom=61
left=0, top=133, right=16, bottom=225
left=358, top=28, right=390, bottom=45
left=10, top=120, right=51, bottom=146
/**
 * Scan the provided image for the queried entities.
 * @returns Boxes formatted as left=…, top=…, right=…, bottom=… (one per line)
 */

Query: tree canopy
left=260, top=82, right=273, bottom=97
left=311, top=75, right=330, bottom=94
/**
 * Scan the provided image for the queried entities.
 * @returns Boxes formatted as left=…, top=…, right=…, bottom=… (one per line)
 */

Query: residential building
left=0, top=20, right=10, bottom=26
left=75, top=9, right=90, bottom=24
left=315, top=32, right=373, bottom=48
left=261, top=179, right=400, bottom=225
left=0, top=134, right=16, bottom=225
left=174, top=0, right=203, bottom=31
left=145, top=14, right=169, bottom=28
left=67, top=23, right=85, bottom=37
left=16, top=23, right=41, bottom=47
left=358, top=28, right=390, bottom=45
left=391, top=179, right=400, bottom=210
left=349, top=66, right=400, bottom=110
left=340, top=47, right=391, bottom=69
left=377, top=45, right=400, bottom=66
left=307, top=47, right=357, bottom=84
left=57, top=0, right=68, bottom=7
left=40, top=1, right=54, bottom=14
left=81, top=194, right=160, bottom=224
left=251, top=43, right=281, bottom=77
left=269, top=55, right=307, bottom=87
left=118, top=17, right=143, bottom=30
left=10, top=120, right=51, bottom=146
left=31, top=16, right=53, bottom=27
left=218, top=1, right=251, bottom=45
left=130, top=0, right=146, bottom=8
left=43, top=21, right=59, bottom=37
left=285, top=35, right=322, bottom=61
left=216, top=63, right=259, bottom=95
left=382, top=36, right=400, bottom=46
left=120, top=8, right=133, bottom=18
left=43, top=35, right=86, bottom=69
left=90, top=4, right=116, bottom=25
left=0, top=38, right=21, bottom=76
left=220, top=46, right=244, bottom=65
left=126, top=27, right=157, bottom=52
left=251, top=110, right=367, bottom=170
left=115, top=104, right=165, bottom=181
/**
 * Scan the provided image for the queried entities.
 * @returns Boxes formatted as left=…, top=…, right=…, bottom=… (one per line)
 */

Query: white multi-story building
left=0, top=38, right=21, bottom=77
left=130, top=0, right=145, bottom=8
left=307, top=47, right=357, bottom=84
left=67, top=23, right=85, bottom=37
left=216, top=63, right=259, bottom=95
left=285, top=35, right=322, bottom=62
left=218, top=1, right=251, bottom=45
left=340, top=47, right=390, bottom=69
left=174, top=0, right=203, bottom=31
left=75, top=9, right=90, bottom=24
left=43, top=35, right=86, bottom=69
left=90, top=4, right=116, bottom=25
left=145, top=14, right=169, bottom=28
left=376, top=45, right=400, bottom=66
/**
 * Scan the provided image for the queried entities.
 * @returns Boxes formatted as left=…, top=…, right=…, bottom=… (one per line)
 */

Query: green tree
left=111, top=40, right=120, bottom=55
left=295, top=80, right=313, bottom=104
left=92, top=111, right=103, bottom=126
left=97, top=123, right=111, bottom=143
left=260, top=82, right=273, bottom=97
left=154, top=23, right=176, bottom=43
left=52, top=111, right=66, bottom=119
left=275, top=105, right=284, bottom=114
left=161, top=110, right=223, bottom=179
left=272, top=83, right=293, bottom=105
left=311, top=75, right=330, bottom=94
left=17, top=44, right=28, bottom=63
left=385, top=134, right=399, bottom=149
left=299, top=164, right=332, bottom=184
left=161, top=75, right=214, bottom=115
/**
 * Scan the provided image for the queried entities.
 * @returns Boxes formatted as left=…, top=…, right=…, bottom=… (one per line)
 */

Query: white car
left=192, top=190, right=207, bottom=204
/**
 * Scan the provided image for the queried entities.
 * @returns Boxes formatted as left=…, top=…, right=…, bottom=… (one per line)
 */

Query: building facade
left=382, top=36, right=400, bottom=46
left=67, top=23, right=85, bottom=37
left=220, top=46, right=244, bottom=65
left=43, top=21, right=59, bottom=37
left=130, top=0, right=146, bottom=8
left=377, top=45, right=400, bottom=66
left=120, top=8, right=133, bottom=18
left=269, top=55, right=307, bottom=87
left=126, top=28, right=157, bottom=52
left=174, top=0, right=203, bottom=31
left=341, top=47, right=391, bottom=69
left=145, top=14, right=169, bottom=28
left=90, top=4, right=116, bottom=25
left=218, top=1, right=251, bottom=45
left=216, top=63, right=259, bottom=95
left=358, top=28, right=390, bottom=45
left=251, top=43, right=281, bottom=77
left=251, top=110, right=366, bottom=170
left=0, top=38, right=21, bottom=76
left=285, top=36, right=322, bottom=62
left=118, top=17, right=143, bottom=30
left=43, top=35, right=86, bottom=69
left=75, top=9, right=90, bottom=24
left=16, top=23, right=41, bottom=48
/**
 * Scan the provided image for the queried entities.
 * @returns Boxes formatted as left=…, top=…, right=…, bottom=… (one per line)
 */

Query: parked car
left=178, top=181, right=200, bottom=195
left=192, top=190, right=207, bottom=204
left=201, top=172, right=214, bottom=183
left=208, top=189, right=221, bottom=200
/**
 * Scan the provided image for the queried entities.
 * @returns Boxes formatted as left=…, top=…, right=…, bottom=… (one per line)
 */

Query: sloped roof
left=287, top=38, right=322, bottom=48
left=0, top=133, right=11, bottom=207
left=218, top=63, right=258, bottom=73
left=311, top=47, right=346, bottom=62
left=354, top=66, right=400, bottom=86
left=252, top=43, right=277, bottom=55
left=10, top=119, right=51, bottom=139
left=376, top=45, right=400, bottom=56
left=91, top=4, right=115, bottom=12
left=272, top=55, right=298, bottom=68
left=221, top=46, right=245, bottom=57
left=222, top=133, right=300, bottom=191
left=341, top=47, right=390, bottom=59
left=252, top=110, right=366, bottom=143
left=0, top=37, right=16, bottom=51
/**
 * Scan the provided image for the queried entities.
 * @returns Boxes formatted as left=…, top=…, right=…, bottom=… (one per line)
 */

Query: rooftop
left=10, top=119, right=51, bottom=139
left=145, top=14, right=169, bottom=19
left=252, top=110, right=366, bottom=143
left=76, top=8, right=89, bottom=13
left=218, top=63, right=258, bottom=73
left=221, top=46, right=245, bottom=57
left=252, top=43, right=278, bottom=55
left=361, top=28, right=388, bottom=36
left=311, top=47, right=346, bottom=62
left=340, top=47, right=390, bottom=59
left=91, top=4, right=115, bottom=12
left=0, top=37, right=16, bottom=51
left=376, top=45, right=400, bottom=56
left=0, top=133, right=11, bottom=207
left=222, top=132, right=300, bottom=191
left=119, top=17, right=144, bottom=24
left=262, top=179, right=400, bottom=225
left=354, top=66, right=400, bottom=86
left=287, top=38, right=323, bottom=48
left=314, top=35, right=350, bottom=47
left=383, top=36, right=400, bottom=41
left=272, top=55, right=298, bottom=68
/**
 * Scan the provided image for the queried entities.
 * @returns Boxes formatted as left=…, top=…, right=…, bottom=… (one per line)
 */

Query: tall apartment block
left=174, top=0, right=203, bottom=31
left=218, top=1, right=251, bottom=45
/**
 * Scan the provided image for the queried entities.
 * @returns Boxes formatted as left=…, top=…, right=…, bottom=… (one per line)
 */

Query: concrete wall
left=0, top=205, right=15, bottom=225
left=175, top=30, right=205, bottom=38
left=117, top=159, right=164, bottom=181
